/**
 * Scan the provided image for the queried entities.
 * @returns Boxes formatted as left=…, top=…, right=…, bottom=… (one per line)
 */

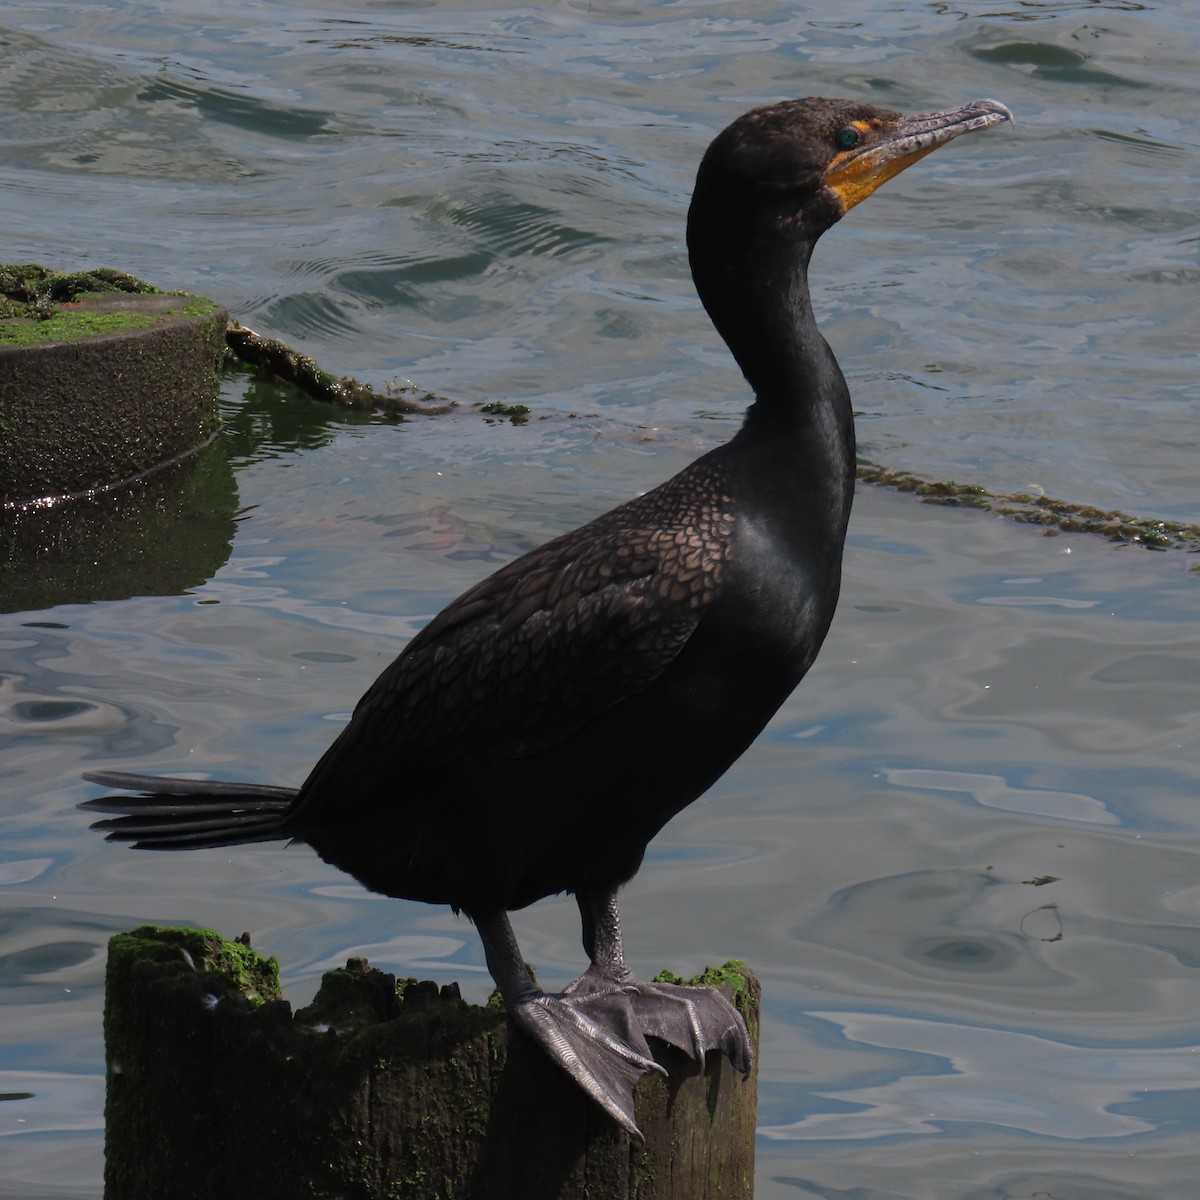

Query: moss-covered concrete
left=0, top=264, right=226, bottom=504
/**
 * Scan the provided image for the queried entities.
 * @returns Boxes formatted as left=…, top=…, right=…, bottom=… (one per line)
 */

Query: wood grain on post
left=102, top=925, right=759, bottom=1200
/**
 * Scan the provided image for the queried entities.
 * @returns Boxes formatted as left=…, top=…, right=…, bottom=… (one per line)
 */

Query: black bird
left=83, top=96, right=1012, bottom=1136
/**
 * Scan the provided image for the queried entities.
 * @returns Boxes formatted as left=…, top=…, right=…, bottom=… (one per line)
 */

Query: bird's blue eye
left=836, top=127, right=861, bottom=150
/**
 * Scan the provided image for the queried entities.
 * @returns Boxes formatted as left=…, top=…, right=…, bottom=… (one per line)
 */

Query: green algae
left=226, top=321, right=457, bottom=417
left=0, top=263, right=159, bottom=304
left=107, top=924, right=281, bottom=1006
left=858, top=459, right=1200, bottom=555
left=0, top=308, right=157, bottom=346
left=652, top=959, right=761, bottom=1042
left=479, top=401, right=531, bottom=424
left=0, top=263, right=161, bottom=336
left=0, top=260, right=218, bottom=347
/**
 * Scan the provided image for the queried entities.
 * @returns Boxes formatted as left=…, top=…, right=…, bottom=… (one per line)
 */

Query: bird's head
left=689, top=95, right=1013, bottom=246
left=686, top=96, right=1012, bottom=393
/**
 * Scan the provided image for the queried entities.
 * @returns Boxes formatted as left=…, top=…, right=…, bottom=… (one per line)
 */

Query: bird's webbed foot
left=473, top=899, right=752, bottom=1139
left=472, top=908, right=666, bottom=1137
left=506, top=985, right=666, bottom=1136
left=567, top=967, right=753, bottom=1076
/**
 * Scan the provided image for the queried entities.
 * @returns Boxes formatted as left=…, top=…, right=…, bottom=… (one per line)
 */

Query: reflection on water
left=0, top=436, right=238, bottom=614
left=221, top=375, right=376, bottom=464
left=763, top=1010, right=1200, bottom=1140
left=2, top=2, right=1199, bottom=1198
left=883, top=767, right=1118, bottom=824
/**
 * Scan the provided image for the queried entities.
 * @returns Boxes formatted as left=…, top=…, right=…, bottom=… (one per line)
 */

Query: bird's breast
left=718, top=505, right=844, bottom=669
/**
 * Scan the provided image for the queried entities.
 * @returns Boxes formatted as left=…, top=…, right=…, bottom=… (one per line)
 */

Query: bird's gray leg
left=569, top=884, right=754, bottom=1076
left=471, top=907, right=662, bottom=1137
left=569, top=885, right=632, bottom=988
left=472, top=907, right=541, bottom=1005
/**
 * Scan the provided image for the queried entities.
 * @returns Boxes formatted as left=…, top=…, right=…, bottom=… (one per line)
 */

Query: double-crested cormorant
left=83, top=96, right=1012, bottom=1136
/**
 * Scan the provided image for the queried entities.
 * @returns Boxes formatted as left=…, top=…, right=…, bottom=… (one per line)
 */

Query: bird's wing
left=295, top=466, right=735, bottom=810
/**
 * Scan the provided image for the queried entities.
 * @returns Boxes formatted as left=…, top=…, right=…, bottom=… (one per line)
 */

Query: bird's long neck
left=689, top=224, right=855, bottom=509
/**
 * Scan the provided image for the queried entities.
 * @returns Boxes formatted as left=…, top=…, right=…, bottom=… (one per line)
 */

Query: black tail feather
left=80, top=770, right=298, bottom=851
left=82, top=770, right=297, bottom=802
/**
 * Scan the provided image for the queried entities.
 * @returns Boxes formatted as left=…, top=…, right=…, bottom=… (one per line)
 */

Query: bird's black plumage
left=84, top=95, right=1012, bottom=1135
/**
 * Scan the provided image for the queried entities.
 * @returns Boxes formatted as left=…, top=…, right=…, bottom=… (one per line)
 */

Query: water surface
left=2, top=3, right=1198, bottom=1197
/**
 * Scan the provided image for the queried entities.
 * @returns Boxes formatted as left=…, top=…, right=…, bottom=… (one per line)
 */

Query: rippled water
left=2, top=3, right=1199, bottom=1197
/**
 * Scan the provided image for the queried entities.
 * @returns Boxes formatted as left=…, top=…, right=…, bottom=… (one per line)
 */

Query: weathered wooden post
left=102, top=926, right=758, bottom=1199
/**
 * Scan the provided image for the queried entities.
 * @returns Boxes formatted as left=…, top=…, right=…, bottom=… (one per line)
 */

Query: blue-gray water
left=3, top=3, right=1199, bottom=1197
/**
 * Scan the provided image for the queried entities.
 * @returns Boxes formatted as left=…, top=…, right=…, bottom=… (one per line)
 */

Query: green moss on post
left=103, top=926, right=759, bottom=1200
